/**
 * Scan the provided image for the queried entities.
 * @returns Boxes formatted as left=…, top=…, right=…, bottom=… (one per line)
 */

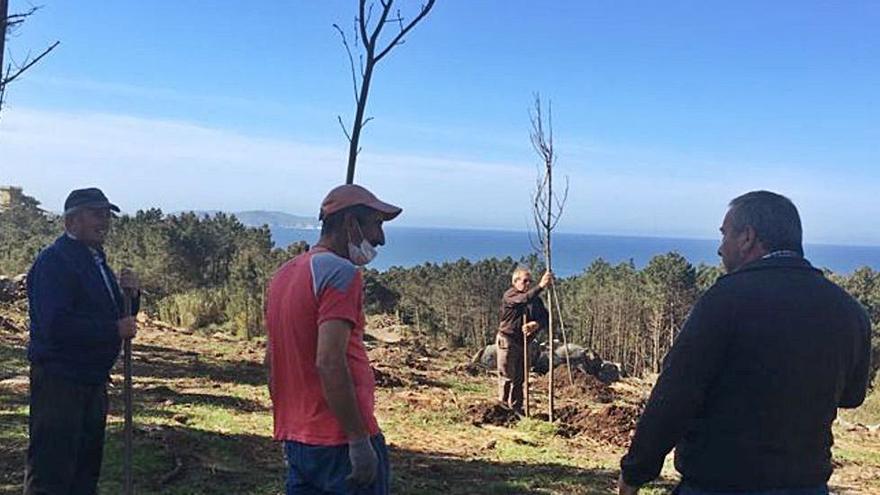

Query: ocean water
left=271, top=226, right=880, bottom=277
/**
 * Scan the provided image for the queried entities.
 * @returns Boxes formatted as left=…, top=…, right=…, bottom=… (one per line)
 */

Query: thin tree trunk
left=0, top=0, right=7, bottom=82
left=545, top=152, right=555, bottom=422
left=346, top=57, right=374, bottom=183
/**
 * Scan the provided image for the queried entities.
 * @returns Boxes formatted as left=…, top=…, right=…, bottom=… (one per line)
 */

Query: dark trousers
left=496, top=333, right=524, bottom=412
left=24, top=365, right=108, bottom=495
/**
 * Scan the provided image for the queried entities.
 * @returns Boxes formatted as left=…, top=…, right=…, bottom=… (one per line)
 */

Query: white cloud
left=2, top=107, right=878, bottom=245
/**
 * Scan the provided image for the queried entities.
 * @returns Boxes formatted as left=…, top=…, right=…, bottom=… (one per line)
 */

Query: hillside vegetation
left=2, top=187, right=877, bottom=382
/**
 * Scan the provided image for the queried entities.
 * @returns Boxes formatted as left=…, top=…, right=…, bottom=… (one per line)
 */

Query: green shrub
left=156, top=288, right=227, bottom=330
left=225, top=288, right=264, bottom=339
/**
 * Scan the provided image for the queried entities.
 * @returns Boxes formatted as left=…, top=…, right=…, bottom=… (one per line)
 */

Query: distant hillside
left=233, top=210, right=318, bottom=229
left=183, top=210, right=319, bottom=229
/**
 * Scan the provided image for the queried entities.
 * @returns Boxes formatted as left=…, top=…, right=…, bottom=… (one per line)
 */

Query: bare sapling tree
left=529, top=93, right=569, bottom=423
left=0, top=1, right=59, bottom=117
left=333, top=0, right=436, bottom=184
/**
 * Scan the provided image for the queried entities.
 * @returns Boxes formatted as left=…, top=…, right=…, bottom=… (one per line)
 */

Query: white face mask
left=347, top=221, right=378, bottom=266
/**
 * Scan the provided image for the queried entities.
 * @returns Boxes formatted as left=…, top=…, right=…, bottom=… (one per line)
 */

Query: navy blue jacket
left=621, top=256, right=871, bottom=491
left=27, top=234, right=139, bottom=384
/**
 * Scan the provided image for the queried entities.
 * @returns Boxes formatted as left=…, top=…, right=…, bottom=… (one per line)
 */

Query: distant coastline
left=166, top=208, right=880, bottom=275
left=180, top=210, right=321, bottom=230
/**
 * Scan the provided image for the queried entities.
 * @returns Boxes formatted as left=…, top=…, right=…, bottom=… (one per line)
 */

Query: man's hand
left=522, top=321, right=540, bottom=336
left=539, top=271, right=554, bottom=289
left=118, top=268, right=140, bottom=292
left=347, top=436, right=378, bottom=487
left=117, top=316, right=137, bottom=340
left=618, top=474, right=639, bottom=495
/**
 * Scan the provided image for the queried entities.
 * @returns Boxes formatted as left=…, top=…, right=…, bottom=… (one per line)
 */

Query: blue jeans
left=678, top=484, right=829, bottom=495
left=284, top=434, right=390, bottom=495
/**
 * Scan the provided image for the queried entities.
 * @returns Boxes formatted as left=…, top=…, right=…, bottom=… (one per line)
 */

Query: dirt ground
left=1, top=305, right=879, bottom=494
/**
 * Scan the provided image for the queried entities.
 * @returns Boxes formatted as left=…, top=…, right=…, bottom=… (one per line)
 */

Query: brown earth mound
left=553, top=366, right=614, bottom=403
left=370, top=344, right=432, bottom=388
left=465, top=401, right=520, bottom=427
left=585, top=404, right=641, bottom=446
left=372, top=366, right=406, bottom=388
left=368, top=333, right=455, bottom=389
left=554, top=403, right=642, bottom=446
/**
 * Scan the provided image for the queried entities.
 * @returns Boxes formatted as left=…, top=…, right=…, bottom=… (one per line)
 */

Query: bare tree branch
left=6, top=6, right=40, bottom=30
left=375, top=0, right=435, bottom=63
left=368, top=1, right=394, bottom=52
left=352, top=14, right=363, bottom=76
left=332, top=24, right=360, bottom=103
left=2, top=40, right=58, bottom=86
left=358, top=1, right=370, bottom=52
left=1, top=2, right=59, bottom=117
left=364, top=2, right=375, bottom=32
left=337, top=115, right=352, bottom=143
left=336, top=0, right=437, bottom=183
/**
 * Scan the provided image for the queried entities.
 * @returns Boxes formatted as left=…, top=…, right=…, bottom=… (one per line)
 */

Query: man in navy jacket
left=618, top=191, right=871, bottom=495
left=24, top=188, right=140, bottom=495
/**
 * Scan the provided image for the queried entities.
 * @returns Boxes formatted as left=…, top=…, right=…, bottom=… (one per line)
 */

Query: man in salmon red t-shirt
left=265, top=184, right=402, bottom=495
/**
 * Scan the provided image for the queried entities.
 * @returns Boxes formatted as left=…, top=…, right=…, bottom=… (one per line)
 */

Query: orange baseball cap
left=319, top=184, right=402, bottom=221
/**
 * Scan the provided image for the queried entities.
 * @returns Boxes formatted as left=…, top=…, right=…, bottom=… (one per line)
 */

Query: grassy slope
left=0, top=317, right=878, bottom=494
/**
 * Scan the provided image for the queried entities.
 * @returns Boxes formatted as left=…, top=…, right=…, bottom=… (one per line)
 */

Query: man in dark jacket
left=25, top=188, right=140, bottom=495
left=496, top=266, right=552, bottom=413
left=618, top=191, right=871, bottom=495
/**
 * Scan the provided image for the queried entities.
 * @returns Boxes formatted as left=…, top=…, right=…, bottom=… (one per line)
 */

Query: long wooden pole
left=554, top=287, right=574, bottom=385
left=522, top=314, right=529, bottom=417
left=122, top=290, right=133, bottom=495
left=546, top=150, right=555, bottom=423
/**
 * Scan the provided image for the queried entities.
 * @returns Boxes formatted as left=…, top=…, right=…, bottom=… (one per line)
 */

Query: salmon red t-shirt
left=265, top=247, right=379, bottom=445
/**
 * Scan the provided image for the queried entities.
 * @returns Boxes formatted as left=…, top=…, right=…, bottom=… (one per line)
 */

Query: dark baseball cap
left=63, top=188, right=120, bottom=215
left=319, top=184, right=402, bottom=221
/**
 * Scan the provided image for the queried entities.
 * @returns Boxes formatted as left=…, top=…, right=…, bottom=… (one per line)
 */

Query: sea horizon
left=270, top=225, right=880, bottom=277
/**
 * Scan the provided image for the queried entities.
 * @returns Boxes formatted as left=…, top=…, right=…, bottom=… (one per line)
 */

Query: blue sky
left=1, top=1, right=878, bottom=244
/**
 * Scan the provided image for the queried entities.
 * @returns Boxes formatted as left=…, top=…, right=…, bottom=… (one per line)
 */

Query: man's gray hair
left=728, top=190, right=803, bottom=255
left=63, top=206, right=83, bottom=218
left=511, top=266, right=531, bottom=285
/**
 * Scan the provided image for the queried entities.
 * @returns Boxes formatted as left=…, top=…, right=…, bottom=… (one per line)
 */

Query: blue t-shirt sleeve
left=310, top=253, right=360, bottom=327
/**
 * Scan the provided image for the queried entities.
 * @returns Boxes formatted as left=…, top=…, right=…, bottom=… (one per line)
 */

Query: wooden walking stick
left=522, top=314, right=529, bottom=417
left=122, top=288, right=134, bottom=495
left=553, top=286, right=574, bottom=386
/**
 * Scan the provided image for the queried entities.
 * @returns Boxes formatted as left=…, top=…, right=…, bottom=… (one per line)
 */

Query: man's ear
left=740, top=225, right=758, bottom=253
left=343, top=212, right=361, bottom=241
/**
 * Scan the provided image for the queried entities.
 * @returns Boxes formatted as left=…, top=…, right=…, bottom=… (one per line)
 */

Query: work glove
left=347, top=436, right=378, bottom=487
